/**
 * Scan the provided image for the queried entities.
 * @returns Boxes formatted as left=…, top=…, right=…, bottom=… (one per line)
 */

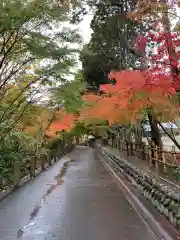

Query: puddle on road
left=17, top=159, right=74, bottom=238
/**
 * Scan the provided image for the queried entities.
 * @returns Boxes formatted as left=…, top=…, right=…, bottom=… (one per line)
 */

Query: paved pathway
left=0, top=146, right=157, bottom=240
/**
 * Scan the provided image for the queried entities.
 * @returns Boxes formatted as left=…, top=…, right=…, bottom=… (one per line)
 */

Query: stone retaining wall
left=99, top=146, right=180, bottom=230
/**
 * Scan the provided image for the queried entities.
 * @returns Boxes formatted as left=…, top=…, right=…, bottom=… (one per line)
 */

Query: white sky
left=77, top=14, right=93, bottom=44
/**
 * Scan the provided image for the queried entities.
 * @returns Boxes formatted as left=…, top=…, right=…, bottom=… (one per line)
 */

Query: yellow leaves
left=25, top=65, right=33, bottom=70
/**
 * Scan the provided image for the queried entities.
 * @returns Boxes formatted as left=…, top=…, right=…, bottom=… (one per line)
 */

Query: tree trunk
left=135, top=122, right=143, bottom=145
left=148, top=113, right=163, bottom=149
left=75, top=136, right=79, bottom=145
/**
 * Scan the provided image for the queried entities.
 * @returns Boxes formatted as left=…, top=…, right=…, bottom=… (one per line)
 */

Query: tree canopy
left=79, top=0, right=147, bottom=89
left=0, top=0, right=83, bottom=186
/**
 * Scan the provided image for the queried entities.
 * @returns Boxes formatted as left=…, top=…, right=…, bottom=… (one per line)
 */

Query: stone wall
left=99, top=145, right=180, bottom=230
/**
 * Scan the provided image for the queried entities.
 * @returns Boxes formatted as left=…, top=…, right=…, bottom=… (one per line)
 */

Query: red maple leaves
left=46, top=111, right=76, bottom=138
left=133, top=30, right=180, bottom=90
left=79, top=67, right=178, bottom=125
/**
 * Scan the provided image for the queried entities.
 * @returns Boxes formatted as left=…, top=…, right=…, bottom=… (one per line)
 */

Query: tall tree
left=0, top=0, right=82, bottom=136
left=80, top=0, right=146, bottom=89
left=127, top=0, right=180, bottom=148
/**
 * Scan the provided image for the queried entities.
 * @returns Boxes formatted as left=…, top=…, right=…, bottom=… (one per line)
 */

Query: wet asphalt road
left=0, top=146, right=156, bottom=240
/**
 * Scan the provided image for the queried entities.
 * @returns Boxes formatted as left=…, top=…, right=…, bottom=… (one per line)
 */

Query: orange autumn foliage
left=25, top=69, right=179, bottom=139
left=79, top=69, right=178, bottom=125
left=46, top=110, right=76, bottom=138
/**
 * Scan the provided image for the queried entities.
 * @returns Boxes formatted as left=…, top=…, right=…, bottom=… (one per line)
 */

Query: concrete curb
left=100, top=156, right=175, bottom=240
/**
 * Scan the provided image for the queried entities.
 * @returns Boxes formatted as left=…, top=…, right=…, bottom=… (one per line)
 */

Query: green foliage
left=80, top=45, right=110, bottom=90
left=0, top=0, right=82, bottom=188
left=173, top=167, right=180, bottom=182
left=0, top=116, right=52, bottom=187
left=0, top=123, right=33, bottom=184
left=0, top=0, right=81, bottom=129
left=47, top=137, right=63, bottom=150
left=70, top=121, right=89, bottom=137
left=51, top=72, right=86, bottom=114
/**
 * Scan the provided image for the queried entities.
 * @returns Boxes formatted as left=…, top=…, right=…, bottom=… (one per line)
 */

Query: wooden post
left=138, top=143, right=141, bottom=158
left=51, top=152, right=54, bottom=163
left=155, top=146, right=159, bottom=172
left=54, top=152, right=57, bottom=162
left=130, top=142, right=133, bottom=156
left=75, top=136, right=79, bottom=145
left=172, top=145, right=177, bottom=168
left=13, top=161, right=21, bottom=188
left=57, top=146, right=61, bottom=158
left=141, top=142, right=145, bottom=160
left=149, top=145, right=153, bottom=166
left=30, top=156, right=36, bottom=178
left=114, top=138, right=116, bottom=148
left=40, top=155, right=45, bottom=171
left=68, top=140, right=70, bottom=151
left=172, top=145, right=175, bottom=152
left=48, top=154, right=52, bottom=166
left=162, top=151, right=167, bottom=174
left=70, top=140, right=72, bottom=150
left=126, top=141, right=129, bottom=156
left=117, top=139, right=120, bottom=151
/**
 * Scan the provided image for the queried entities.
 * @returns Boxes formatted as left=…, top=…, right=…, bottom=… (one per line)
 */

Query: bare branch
left=0, top=78, right=39, bottom=123
left=158, top=121, right=180, bottom=149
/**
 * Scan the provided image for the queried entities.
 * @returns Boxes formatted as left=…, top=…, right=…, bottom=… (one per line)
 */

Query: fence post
left=112, top=137, right=114, bottom=148
left=155, top=146, right=159, bottom=172
left=126, top=141, right=129, bottom=156
left=113, top=138, right=116, bottom=148
left=141, top=142, right=145, bottom=160
left=13, top=161, right=21, bottom=188
left=68, top=140, right=70, bottom=151
left=54, top=151, right=57, bottom=162
left=138, top=143, right=141, bottom=158
left=75, top=136, right=79, bottom=145
left=57, top=146, right=60, bottom=159
left=70, top=140, right=73, bottom=150
left=172, top=145, right=177, bottom=168
left=57, top=150, right=59, bottom=160
left=130, top=142, right=133, bottom=156
left=30, top=156, right=36, bottom=178
left=48, top=153, right=52, bottom=166
left=40, top=155, right=45, bottom=171
left=162, top=151, right=167, bottom=174
left=149, top=144, right=153, bottom=166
